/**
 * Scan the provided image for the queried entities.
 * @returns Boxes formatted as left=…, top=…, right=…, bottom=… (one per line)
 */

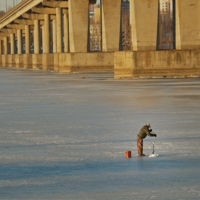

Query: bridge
left=0, top=0, right=200, bottom=78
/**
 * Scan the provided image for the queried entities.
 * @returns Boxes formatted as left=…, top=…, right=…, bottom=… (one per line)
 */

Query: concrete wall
left=32, top=54, right=43, bottom=70
left=102, top=0, right=121, bottom=52
left=54, top=53, right=59, bottom=72
left=7, top=54, right=16, bottom=68
left=178, top=0, right=200, bottom=50
left=15, top=54, right=24, bottom=68
left=59, top=52, right=114, bottom=73
left=23, top=54, right=32, bottom=69
left=42, top=54, right=54, bottom=70
left=114, top=50, right=200, bottom=78
left=69, top=0, right=89, bottom=53
left=130, top=0, right=159, bottom=51
left=0, top=52, right=114, bottom=73
left=1, top=55, right=7, bottom=67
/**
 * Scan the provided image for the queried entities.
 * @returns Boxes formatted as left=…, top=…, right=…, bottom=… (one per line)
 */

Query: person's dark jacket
left=137, top=125, right=156, bottom=139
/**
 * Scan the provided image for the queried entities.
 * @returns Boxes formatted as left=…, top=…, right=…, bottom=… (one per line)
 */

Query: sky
left=0, top=0, right=22, bottom=11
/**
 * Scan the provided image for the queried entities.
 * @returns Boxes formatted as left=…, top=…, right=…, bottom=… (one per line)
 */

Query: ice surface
left=149, top=154, right=158, bottom=157
left=0, top=68, right=200, bottom=199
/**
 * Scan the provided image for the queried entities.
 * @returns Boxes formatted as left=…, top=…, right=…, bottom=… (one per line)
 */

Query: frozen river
left=0, top=67, right=200, bottom=200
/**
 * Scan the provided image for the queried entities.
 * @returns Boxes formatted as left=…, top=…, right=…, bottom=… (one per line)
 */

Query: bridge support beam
left=130, top=0, right=158, bottom=51
left=10, top=33, right=15, bottom=55
left=63, top=12, right=69, bottom=52
left=17, top=30, right=22, bottom=54
left=69, top=0, right=89, bottom=53
left=43, top=14, right=50, bottom=54
left=56, top=8, right=62, bottom=53
left=114, top=50, right=200, bottom=79
left=101, top=0, right=121, bottom=52
left=4, top=37, right=8, bottom=55
left=24, top=54, right=32, bottom=69
left=34, top=20, right=40, bottom=54
left=53, top=20, right=57, bottom=53
left=15, top=54, right=23, bottom=68
left=0, top=41, right=2, bottom=67
left=32, top=54, right=42, bottom=69
left=176, top=0, right=200, bottom=50
left=25, top=25, right=30, bottom=54
left=2, top=37, right=8, bottom=67
left=0, top=40, right=2, bottom=55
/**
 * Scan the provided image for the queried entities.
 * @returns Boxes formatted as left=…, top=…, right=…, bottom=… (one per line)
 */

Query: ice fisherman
left=137, top=123, right=157, bottom=156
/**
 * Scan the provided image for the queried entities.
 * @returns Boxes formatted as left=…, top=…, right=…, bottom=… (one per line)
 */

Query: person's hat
left=146, top=123, right=151, bottom=127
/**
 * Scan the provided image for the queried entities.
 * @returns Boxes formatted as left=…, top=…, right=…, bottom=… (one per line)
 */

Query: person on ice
left=137, top=123, right=157, bottom=156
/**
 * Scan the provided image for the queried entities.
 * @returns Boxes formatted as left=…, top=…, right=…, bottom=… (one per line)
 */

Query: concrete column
left=43, top=14, right=50, bottom=53
left=0, top=40, right=1, bottom=54
left=69, top=0, right=89, bottom=52
left=53, top=19, right=57, bottom=53
left=4, top=37, right=8, bottom=55
left=101, top=0, right=121, bottom=52
left=56, top=8, right=62, bottom=53
left=130, top=0, right=137, bottom=51
left=176, top=0, right=181, bottom=50
left=64, top=12, right=69, bottom=52
left=17, top=29, right=22, bottom=54
left=10, top=33, right=15, bottom=54
left=25, top=25, right=30, bottom=54
left=130, top=0, right=158, bottom=51
left=42, top=25, right=45, bottom=53
left=34, top=20, right=40, bottom=54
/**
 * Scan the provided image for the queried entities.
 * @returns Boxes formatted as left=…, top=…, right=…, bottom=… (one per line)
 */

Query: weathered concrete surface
left=23, top=54, right=32, bottom=69
left=114, top=50, right=200, bottom=79
left=7, top=54, right=16, bottom=68
left=15, top=54, right=23, bottom=68
left=59, top=52, right=114, bottom=73
left=54, top=53, right=59, bottom=72
left=32, top=54, right=43, bottom=70
left=69, top=0, right=89, bottom=53
left=1, top=55, right=8, bottom=67
left=42, top=54, right=54, bottom=70
left=131, top=0, right=159, bottom=51
left=178, top=0, right=200, bottom=50
left=102, top=0, right=121, bottom=52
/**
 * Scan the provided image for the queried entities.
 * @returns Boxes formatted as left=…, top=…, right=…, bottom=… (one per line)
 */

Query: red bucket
left=125, top=151, right=131, bottom=158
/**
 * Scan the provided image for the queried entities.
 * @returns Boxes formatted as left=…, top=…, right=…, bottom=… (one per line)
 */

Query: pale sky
left=0, top=0, right=22, bottom=12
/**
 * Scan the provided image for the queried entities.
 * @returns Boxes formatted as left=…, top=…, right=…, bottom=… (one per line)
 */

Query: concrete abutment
left=114, top=50, right=200, bottom=79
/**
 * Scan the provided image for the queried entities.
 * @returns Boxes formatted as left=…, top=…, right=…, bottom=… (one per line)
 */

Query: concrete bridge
left=0, top=0, right=200, bottom=78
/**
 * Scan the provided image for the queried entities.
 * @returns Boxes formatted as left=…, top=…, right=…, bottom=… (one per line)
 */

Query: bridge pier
left=43, top=14, right=50, bottom=54
left=34, top=20, right=40, bottom=54
left=59, top=52, right=114, bottom=73
left=130, top=0, right=158, bottom=51
left=43, top=54, right=54, bottom=70
left=23, top=54, right=32, bottom=69
left=56, top=8, right=62, bottom=53
left=2, top=55, right=7, bottom=68
left=69, top=0, right=89, bottom=53
left=25, top=25, right=30, bottom=54
left=10, top=33, right=15, bottom=55
left=32, top=54, right=43, bottom=70
left=54, top=53, right=59, bottom=72
left=101, top=0, right=121, bottom=52
left=15, top=54, right=23, bottom=69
